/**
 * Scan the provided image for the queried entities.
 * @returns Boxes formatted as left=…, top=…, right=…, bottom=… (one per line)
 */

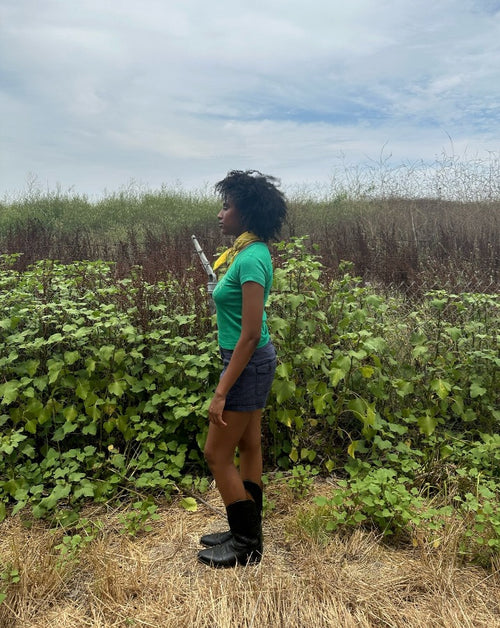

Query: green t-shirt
left=212, top=242, right=273, bottom=350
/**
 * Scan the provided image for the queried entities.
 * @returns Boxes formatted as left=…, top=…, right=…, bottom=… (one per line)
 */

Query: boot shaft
left=226, top=499, right=261, bottom=539
left=243, top=480, right=263, bottom=514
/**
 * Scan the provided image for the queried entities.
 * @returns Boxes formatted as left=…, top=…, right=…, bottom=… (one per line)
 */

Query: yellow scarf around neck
left=213, top=231, right=260, bottom=272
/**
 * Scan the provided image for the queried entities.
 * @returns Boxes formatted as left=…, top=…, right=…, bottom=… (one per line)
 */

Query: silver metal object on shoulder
left=191, top=235, right=217, bottom=308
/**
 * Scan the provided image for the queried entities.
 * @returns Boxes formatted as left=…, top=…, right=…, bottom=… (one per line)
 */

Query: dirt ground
left=1, top=481, right=499, bottom=628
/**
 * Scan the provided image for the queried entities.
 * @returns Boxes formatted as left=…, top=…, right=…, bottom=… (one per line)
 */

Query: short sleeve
left=237, top=250, right=268, bottom=287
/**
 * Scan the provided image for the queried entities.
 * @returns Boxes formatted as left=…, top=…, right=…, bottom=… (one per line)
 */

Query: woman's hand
left=208, top=392, right=227, bottom=427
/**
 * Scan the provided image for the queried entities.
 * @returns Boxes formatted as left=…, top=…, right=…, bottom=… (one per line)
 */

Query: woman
left=198, top=170, right=287, bottom=568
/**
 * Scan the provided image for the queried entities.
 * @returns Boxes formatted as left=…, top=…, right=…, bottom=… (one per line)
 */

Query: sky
left=1, top=0, right=500, bottom=199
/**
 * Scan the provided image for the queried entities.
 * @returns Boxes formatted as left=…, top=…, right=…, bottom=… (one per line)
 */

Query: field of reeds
left=0, top=158, right=499, bottom=627
left=1, top=155, right=499, bottom=294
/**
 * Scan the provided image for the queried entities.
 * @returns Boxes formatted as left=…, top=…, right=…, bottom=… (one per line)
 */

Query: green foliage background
left=0, top=235, right=499, bottom=563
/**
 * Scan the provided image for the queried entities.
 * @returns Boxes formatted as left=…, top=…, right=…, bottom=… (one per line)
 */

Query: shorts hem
left=224, top=404, right=266, bottom=412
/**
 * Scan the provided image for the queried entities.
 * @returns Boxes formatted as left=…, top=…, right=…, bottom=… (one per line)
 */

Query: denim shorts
left=220, top=341, right=277, bottom=411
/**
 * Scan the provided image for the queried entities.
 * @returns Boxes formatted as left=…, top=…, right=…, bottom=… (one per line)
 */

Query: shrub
left=0, top=242, right=498, bottom=564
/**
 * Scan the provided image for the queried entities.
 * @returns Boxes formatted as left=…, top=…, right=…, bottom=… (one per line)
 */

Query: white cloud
left=1, top=0, right=500, bottom=197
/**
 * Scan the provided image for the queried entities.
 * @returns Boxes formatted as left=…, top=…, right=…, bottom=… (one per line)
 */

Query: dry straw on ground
left=1, top=482, right=499, bottom=628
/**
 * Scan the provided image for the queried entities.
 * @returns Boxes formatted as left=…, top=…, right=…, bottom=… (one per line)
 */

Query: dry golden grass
left=0, top=482, right=499, bottom=628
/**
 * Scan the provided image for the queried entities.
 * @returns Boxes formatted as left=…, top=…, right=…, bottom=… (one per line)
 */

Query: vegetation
left=1, top=156, right=498, bottom=293
left=0, top=237, right=498, bottom=562
left=0, top=161, right=499, bottom=623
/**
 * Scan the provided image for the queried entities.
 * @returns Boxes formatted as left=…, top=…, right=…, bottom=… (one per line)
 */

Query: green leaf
left=114, top=349, right=127, bottom=364
left=275, top=362, right=292, bottom=378
left=440, top=445, right=454, bottom=459
left=360, top=366, right=374, bottom=378
left=180, top=497, right=198, bottom=512
left=470, top=382, right=486, bottom=398
left=373, top=435, right=392, bottom=450
left=430, top=378, right=452, bottom=399
left=0, top=318, right=14, bottom=330
left=76, top=379, right=90, bottom=400
left=417, top=413, right=437, bottom=436
left=273, top=378, right=296, bottom=404
left=312, top=392, right=333, bottom=415
left=348, top=349, right=367, bottom=361
left=303, top=345, right=329, bottom=367
left=25, top=419, right=38, bottom=434
left=347, top=441, right=359, bottom=459
left=73, top=482, right=95, bottom=499
left=363, top=337, right=387, bottom=353
left=446, top=327, right=462, bottom=341
left=33, top=375, right=48, bottom=391
left=64, top=351, right=80, bottom=365
left=53, top=421, right=77, bottom=441
left=329, top=368, right=347, bottom=387
left=268, top=316, right=290, bottom=336
left=347, top=398, right=376, bottom=427
left=23, top=360, right=40, bottom=377
left=412, top=345, right=429, bottom=359
left=393, top=379, right=414, bottom=397
left=430, top=298, right=447, bottom=311
left=276, top=408, right=294, bottom=427
left=63, top=405, right=78, bottom=422
left=108, top=380, right=126, bottom=397
left=0, top=380, right=20, bottom=404
left=82, top=422, right=97, bottom=435
left=48, top=360, right=64, bottom=384
left=324, top=459, right=335, bottom=472
left=99, top=345, right=115, bottom=363
left=47, top=332, right=64, bottom=343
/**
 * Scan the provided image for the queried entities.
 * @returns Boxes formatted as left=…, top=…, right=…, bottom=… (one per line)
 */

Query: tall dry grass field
left=1, top=156, right=499, bottom=293
left=1, top=482, right=499, bottom=628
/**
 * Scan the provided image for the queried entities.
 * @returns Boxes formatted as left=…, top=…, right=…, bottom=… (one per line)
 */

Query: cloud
left=1, top=0, right=499, bottom=197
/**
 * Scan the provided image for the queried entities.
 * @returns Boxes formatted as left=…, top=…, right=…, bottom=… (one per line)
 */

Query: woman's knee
left=203, top=442, right=231, bottom=471
left=203, top=442, right=216, bottom=470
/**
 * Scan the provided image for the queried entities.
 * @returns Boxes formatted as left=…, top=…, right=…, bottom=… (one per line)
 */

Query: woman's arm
left=208, top=281, right=264, bottom=426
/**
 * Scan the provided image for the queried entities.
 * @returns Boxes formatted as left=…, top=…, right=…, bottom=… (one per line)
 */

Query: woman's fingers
left=208, top=396, right=227, bottom=426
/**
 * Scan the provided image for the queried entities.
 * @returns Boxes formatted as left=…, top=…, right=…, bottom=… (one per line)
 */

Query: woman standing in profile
left=197, top=170, right=287, bottom=568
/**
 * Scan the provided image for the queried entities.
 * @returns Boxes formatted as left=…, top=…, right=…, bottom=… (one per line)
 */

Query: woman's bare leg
left=204, top=408, right=262, bottom=506
left=237, top=409, right=263, bottom=486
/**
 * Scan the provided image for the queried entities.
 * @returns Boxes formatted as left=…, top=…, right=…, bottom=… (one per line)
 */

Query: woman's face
left=217, top=197, right=244, bottom=237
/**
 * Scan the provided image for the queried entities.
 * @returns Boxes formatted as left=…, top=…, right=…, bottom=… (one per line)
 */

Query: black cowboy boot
left=197, top=499, right=262, bottom=568
left=200, top=480, right=262, bottom=547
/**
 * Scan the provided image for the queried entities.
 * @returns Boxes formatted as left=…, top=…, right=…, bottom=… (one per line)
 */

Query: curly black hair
left=214, top=170, right=287, bottom=242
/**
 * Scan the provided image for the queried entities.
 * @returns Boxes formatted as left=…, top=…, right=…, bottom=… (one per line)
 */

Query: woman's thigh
left=204, top=409, right=262, bottom=464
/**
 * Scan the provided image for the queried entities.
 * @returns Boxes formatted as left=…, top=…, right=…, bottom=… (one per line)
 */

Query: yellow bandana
left=213, top=231, right=260, bottom=272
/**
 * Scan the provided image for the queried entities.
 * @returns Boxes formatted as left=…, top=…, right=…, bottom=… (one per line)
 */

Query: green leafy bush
left=0, top=255, right=218, bottom=521
left=0, top=242, right=498, bottom=563
left=268, top=239, right=498, bottom=472
left=265, top=238, right=499, bottom=563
